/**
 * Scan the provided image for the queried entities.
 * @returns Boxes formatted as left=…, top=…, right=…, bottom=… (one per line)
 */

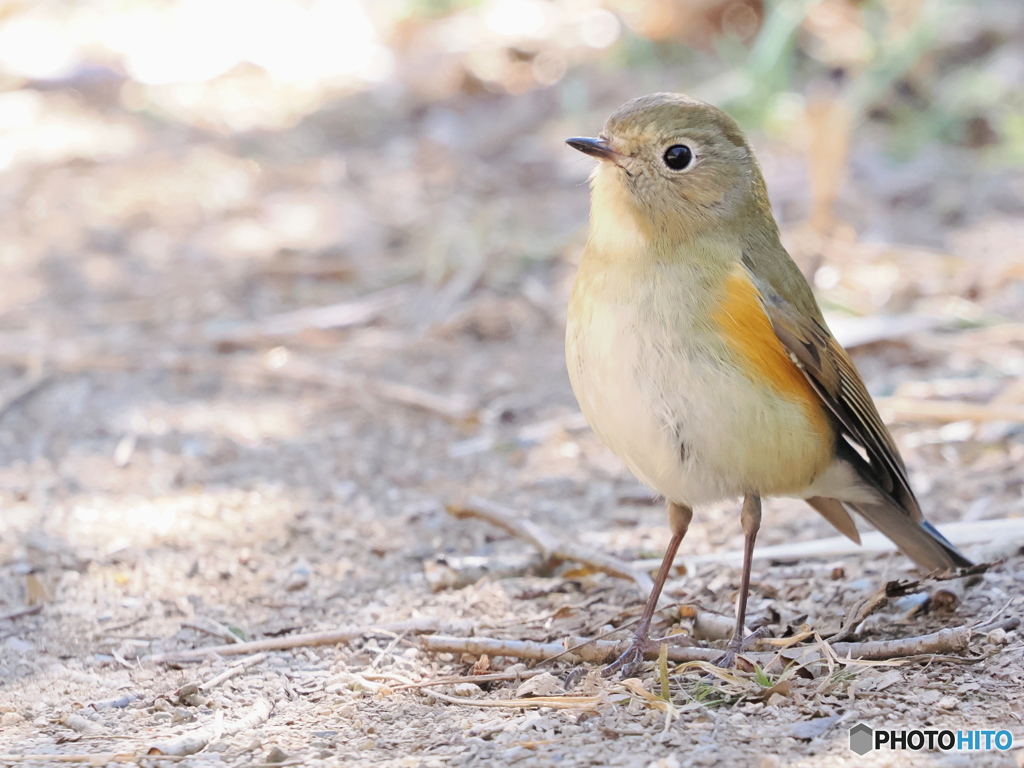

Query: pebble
left=265, top=746, right=290, bottom=763
left=152, top=698, right=173, bottom=712
left=1, top=712, right=25, bottom=725
left=917, top=689, right=941, bottom=704
left=986, top=628, right=1008, bottom=645
left=500, top=746, right=531, bottom=762
left=938, top=696, right=959, bottom=711
left=4, top=637, right=33, bottom=654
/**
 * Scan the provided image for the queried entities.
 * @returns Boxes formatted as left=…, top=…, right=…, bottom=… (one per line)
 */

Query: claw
left=707, top=627, right=768, bottom=676
left=601, top=640, right=648, bottom=678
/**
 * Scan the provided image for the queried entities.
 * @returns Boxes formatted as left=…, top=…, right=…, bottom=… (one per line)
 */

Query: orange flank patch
left=712, top=267, right=831, bottom=436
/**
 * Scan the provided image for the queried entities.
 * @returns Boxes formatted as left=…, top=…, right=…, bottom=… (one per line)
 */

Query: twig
left=691, top=610, right=736, bottom=642
left=630, top=518, right=1024, bottom=569
left=447, top=498, right=655, bottom=599
left=0, top=604, right=43, bottom=622
left=63, top=714, right=106, bottom=736
left=88, top=693, right=138, bottom=711
left=390, top=669, right=549, bottom=690
left=419, top=626, right=973, bottom=671
left=207, top=286, right=410, bottom=343
left=0, top=347, right=477, bottom=425
left=515, top=412, right=591, bottom=445
left=420, top=634, right=722, bottom=665
left=421, top=688, right=603, bottom=711
left=970, top=599, right=1015, bottom=633
left=829, top=580, right=918, bottom=644
left=0, top=372, right=53, bottom=422
left=971, top=617, right=1020, bottom=636
left=265, top=358, right=477, bottom=423
left=424, top=552, right=539, bottom=592
left=828, top=627, right=971, bottom=660
left=147, top=698, right=272, bottom=756
left=0, top=756, right=189, bottom=763
left=827, top=313, right=945, bottom=348
left=148, top=618, right=468, bottom=663
left=199, top=653, right=268, bottom=691
left=876, top=397, right=1024, bottom=424
left=100, top=615, right=148, bottom=634
left=181, top=618, right=243, bottom=644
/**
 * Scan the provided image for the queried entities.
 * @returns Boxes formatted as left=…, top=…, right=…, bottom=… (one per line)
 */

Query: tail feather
left=806, top=496, right=861, bottom=544
left=846, top=500, right=973, bottom=572
left=821, top=442, right=973, bottom=572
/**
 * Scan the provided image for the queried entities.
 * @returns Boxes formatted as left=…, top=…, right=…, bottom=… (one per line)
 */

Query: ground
left=1, top=17, right=1024, bottom=767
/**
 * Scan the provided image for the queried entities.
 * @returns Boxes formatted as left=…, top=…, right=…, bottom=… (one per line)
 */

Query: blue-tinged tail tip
left=919, top=520, right=974, bottom=569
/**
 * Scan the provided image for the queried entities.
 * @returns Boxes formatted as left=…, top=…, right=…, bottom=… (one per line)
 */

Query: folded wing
left=743, top=262, right=971, bottom=571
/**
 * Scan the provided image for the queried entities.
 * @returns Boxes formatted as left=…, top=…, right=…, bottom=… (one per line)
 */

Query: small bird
left=565, top=93, right=971, bottom=673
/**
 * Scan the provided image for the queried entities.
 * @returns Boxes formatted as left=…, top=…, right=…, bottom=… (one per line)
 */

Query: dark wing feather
left=737, top=232, right=971, bottom=570
left=754, top=281, right=922, bottom=520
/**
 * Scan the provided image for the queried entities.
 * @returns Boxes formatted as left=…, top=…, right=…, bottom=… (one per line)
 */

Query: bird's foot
left=601, top=632, right=695, bottom=678
left=601, top=638, right=649, bottom=679
left=711, top=626, right=770, bottom=670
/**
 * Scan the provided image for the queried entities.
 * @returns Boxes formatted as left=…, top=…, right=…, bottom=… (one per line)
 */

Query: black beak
left=566, top=137, right=624, bottom=163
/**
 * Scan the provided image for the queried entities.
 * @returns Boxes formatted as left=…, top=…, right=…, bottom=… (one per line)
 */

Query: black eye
left=663, top=144, right=692, bottom=170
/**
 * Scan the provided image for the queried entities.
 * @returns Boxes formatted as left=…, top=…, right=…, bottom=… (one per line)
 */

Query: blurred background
left=1, top=0, right=1023, bottom=755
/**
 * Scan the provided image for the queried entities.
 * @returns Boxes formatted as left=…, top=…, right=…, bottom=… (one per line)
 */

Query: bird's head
left=568, top=93, right=770, bottom=247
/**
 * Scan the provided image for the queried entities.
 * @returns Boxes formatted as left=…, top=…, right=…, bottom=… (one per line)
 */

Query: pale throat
left=587, top=163, right=650, bottom=258
left=586, top=163, right=740, bottom=280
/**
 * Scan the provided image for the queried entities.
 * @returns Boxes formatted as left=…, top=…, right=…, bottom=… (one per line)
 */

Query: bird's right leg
left=602, top=501, right=692, bottom=678
left=714, top=493, right=762, bottom=668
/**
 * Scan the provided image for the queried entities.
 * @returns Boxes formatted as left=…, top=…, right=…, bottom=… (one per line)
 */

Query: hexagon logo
left=849, top=723, right=874, bottom=755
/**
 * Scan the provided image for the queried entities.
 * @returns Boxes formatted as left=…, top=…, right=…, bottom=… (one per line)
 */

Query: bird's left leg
left=715, top=493, right=762, bottom=668
left=602, top=501, right=692, bottom=678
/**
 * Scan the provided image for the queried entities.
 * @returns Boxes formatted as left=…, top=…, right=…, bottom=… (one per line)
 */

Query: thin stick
left=828, top=580, right=914, bottom=644
left=0, top=348, right=477, bottom=425
left=828, top=627, right=970, bottom=660
left=147, top=698, right=272, bottom=756
left=0, top=756, right=189, bottom=763
left=421, top=688, right=602, bottom=711
left=876, top=397, right=1024, bottom=424
left=199, top=653, right=268, bottom=691
left=630, top=518, right=1024, bottom=569
left=0, top=604, right=43, bottom=622
left=208, top=286, right=409, bottom=343
left=0, top=372, right=52, bottom=422
left=970, top=599, right=1016, bottom=632
left=419, top=626, right=973, bottom=671
left=148, top=618, right=466, bottom=663
left=267, top=358, right=477, bottom=423
left=420, top=634, right=723, bottom=665
left=181, top=619, right=243, bottom=644
left=448, top=498, right=655, bottom=598
left=390, top=669, right=549, bottom=691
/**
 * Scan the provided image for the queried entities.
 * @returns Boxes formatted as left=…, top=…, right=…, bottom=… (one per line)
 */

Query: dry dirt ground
left=1, top=75, right=1024, bottom=768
